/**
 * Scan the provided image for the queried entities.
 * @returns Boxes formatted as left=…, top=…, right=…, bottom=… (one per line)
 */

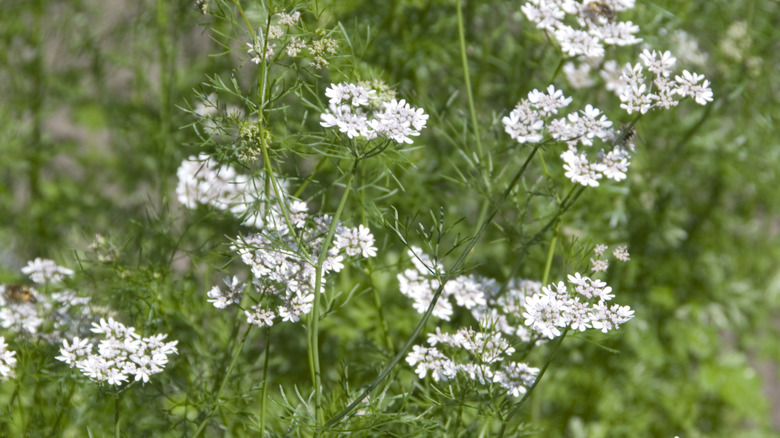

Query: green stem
left=309, top=158, right=359, bottom=428
left=322, top=144, right=542, bottom=430
left=232, top=0, right=256, bottom=40
left=541, top=225, right=558, bottom=286
left=497, top=184, right=585, bottom=299
left=372, top=280, right=394, bottom=353
left=114, top=392, right=121, bottom=438
left=498, top=328, right=569, bottom=437
left=260, top=326, right=271, bottom=435
left=15, top=381, right=24, bottom=433
left=193, top=325, right=252, bottom=437
left=456, top=0, right=484, bottom=165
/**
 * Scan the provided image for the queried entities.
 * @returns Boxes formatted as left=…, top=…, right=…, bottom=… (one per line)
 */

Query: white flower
left=58, top=318, right=177, bottom=386
left=567, top=104, right=613, bottom=146
left=521, top=0, right=566, bottom=32
left=589, top=302, right=635, bottom=333
left=276, top=11, right=301, bottom=26
left=502, top=101, right=544, bottom=144
left=0, top=337, right=17, bottom=380
left=405, top=345, right=457, bottom=382
left=563, top=62, right=595, bottom=89
left=527, top=85, right=573, bottom=116
left=268, top=25, right=283, bottom=40
left=334, top=224, right=377, bottom=258
left=613, top=245, right=630, bottom=261
left=600, top=145, right=631, bottom=181
left=521, top=273, right=633, bottom=336
left=286, top=37, right=306, bottom=56
left=591, top=21, right=642, bottom=46
left=245, top=305, right=276, bottom=327
left=207, top=276, right=245, bottom=309
left=591, top=258, right=609, bottom=272
left=600, top=60, right=625, bottom=93
left=324, top=82, right=374, bottom=107
left=493, top=362, right=539, bottom=397
left=674, top=70, right=713, bottom=105
left=640, top=49, right=676, bottom=77
left=522, top=285, right=568, bottom=339
left=320, top=103, right=372, bottom=139
left=561, top=149, right=601, bottom=187
left=444, top=275, right=487, bottom=309
left=369, top=99, right=429, bottom=144
left=246, top=41, right=275, bottom=64
left=320, top=83, right=428, bottom=144
left=556, top=25, right=605, bottom=58
left=653, top=77, right=679, bottom=110
left=21, top=258, right=74, bottom=284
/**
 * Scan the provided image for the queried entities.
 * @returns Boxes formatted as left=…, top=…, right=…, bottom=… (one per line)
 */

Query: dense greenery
left=0, top=0, right=778, bottom=436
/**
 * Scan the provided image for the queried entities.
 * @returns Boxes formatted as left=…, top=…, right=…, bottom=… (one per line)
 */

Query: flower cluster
left=228, top=219, right=377, bottom=326
left=398, top=246, right=493, bottom=321
left=0, top=283, right=45, bottom=336
left=406, top=325, right=539, bottom=397
left=522, top=0, right=642, bottom=59
left=523, top=273, right=634, bottom=339
left=589, top=243, right=632, bottom=273
left=244, top=10, right=338, bottom=69
left=1, top=260, right=94, bottom=343
left=520, top=0, right=713, bottom=114
left=401, top=246, right=634, bottom=391
left=0, top=337, right=17, bottom=380
left=616, top=50, right=713, bottom=114
left=470, top=279, right=542, bottom=343
left=176, top=147, right=379, bottom=327
left=21, top=258, right=74, bottom=285
left=176, top=154, right=297, bottom=230
left=503, top=86, right=631, bottom=187
left=320, top=82, right=429, bottom=144
left=56, top=318, right=178, bottom=386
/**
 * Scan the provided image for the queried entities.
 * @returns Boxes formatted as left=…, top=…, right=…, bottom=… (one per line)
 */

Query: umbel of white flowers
left=402, top=245, right=634, bottom=397
left=176, top=154, right=378, bottom=328
left=56, top=318, right=178, bottom=386
left=320, top=82, right=429, bottom=144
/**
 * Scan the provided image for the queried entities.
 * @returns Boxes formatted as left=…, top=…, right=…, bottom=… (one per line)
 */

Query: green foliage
left=0, top=0, right=778, bottom=436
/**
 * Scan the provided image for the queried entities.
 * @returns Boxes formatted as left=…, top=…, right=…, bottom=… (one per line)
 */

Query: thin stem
left=260, top=326, right=271, bottom=435
left=249, top=1, right=311, bottom=262
left=114, top=392, right=121, bottom=438
left=193, top=325, right=252, bottom=437
left=497, top=184, right=586, bottom=299
left=372, top=281, right=394, bottom=353
left=258, top=128, right=312, bottom=265
left=541, top=225, right=558, bottom=286
left=498, top=328, right=569, bottom=437
left=322, top=144, right=542, bottom=430
left=232, top=0, right=256, bottom=40
left=309, top=158, right=360, bottom=428
left=15, top=381, right=24, bottom=433
left=456, top=0, right=484, bottom=164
